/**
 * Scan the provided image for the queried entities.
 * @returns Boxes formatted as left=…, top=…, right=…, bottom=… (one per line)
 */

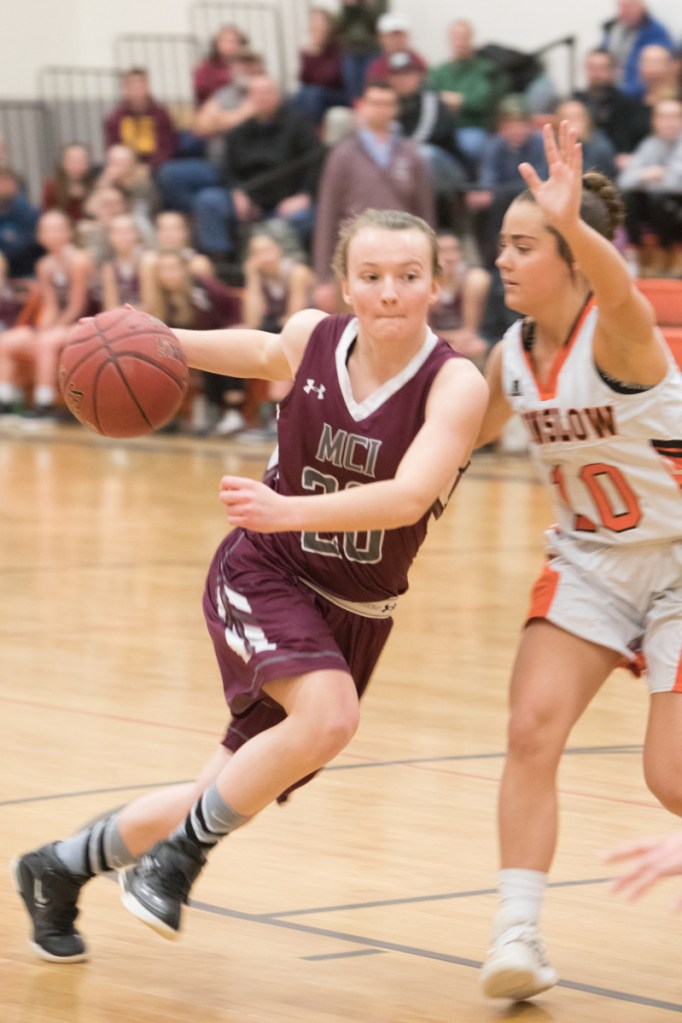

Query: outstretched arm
left=171, top=307, right=327, bottom=382
left=520, top=121, right=665, bottom=386
left=603, top=831, right=682, bottom=909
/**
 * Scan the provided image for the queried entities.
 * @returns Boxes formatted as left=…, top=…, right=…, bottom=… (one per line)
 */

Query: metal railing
left=114, top=33, right=202, bottom=106
left=38, top=66, right=120, bottom=165
left=0, top=100, right=53, bottom=204
left=189, top=1, right=293, bottom=89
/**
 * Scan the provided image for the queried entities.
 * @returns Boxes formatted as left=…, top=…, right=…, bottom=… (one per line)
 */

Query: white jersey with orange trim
left=501, top=301, right=682, bottom=546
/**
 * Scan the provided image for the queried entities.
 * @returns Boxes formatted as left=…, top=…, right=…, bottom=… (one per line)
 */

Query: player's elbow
left=394, top=488, right=437, bottom=527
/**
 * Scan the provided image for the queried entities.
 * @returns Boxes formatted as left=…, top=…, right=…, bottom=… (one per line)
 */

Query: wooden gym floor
left=1, top=421, right=681, bottom=1022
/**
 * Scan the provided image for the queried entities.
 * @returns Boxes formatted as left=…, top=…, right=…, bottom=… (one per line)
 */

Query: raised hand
left=518, top=120, right=583, bottom=232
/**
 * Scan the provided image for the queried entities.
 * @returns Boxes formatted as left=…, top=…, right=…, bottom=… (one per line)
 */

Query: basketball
left=59, top=308, right=189, bottom=438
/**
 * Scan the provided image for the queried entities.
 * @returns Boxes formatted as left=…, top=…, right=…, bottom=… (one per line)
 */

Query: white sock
left=0, top=382, right=18, bottom=403
left=34, top=385, right=55, bottom=406
left=497, top=868, right=547, bottom=925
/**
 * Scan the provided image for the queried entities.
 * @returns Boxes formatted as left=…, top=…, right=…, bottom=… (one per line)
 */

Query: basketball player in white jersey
left=476, top=121, right=682, bottom=1001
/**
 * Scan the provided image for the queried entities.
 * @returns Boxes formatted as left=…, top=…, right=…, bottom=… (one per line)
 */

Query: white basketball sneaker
left=480, top=906, right=558, bottom=1001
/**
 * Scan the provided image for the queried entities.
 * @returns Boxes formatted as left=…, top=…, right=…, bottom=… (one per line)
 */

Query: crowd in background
left=0, top=0, right=681, bottom=434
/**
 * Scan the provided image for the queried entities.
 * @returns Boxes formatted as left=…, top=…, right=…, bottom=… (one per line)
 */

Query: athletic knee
left=506, top=708, right=562, bottom=767
left=645, top=765, right=682, bottom=815
left=310, top=701, right=360, bottom=760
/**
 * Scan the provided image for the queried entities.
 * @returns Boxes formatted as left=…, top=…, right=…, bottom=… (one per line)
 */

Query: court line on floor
left=183, top=897, right=682, bottom=1013
left=255, top=876, right=611, bottom=919
left=0, top=744, right=644, bottom=809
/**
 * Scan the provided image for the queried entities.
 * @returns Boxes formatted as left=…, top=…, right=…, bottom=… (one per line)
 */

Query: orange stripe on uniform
left=527, top=561, right=560, bottom=620
left=673, top=649, right=682, bottom=693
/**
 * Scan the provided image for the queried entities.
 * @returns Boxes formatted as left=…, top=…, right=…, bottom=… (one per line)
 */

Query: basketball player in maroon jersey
left=12, top=208, right=488, bottom=961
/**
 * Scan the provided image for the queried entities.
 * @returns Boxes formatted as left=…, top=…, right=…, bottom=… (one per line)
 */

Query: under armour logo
left=303, top=379, right=326, bottom=399
left=510, top=379, right=522, bottom=397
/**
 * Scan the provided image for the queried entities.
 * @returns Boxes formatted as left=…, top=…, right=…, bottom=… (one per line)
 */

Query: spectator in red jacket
left=41, top=143, right=98, bottom=226
left=192, top=23, right=249, bottom=105
left=104, top=68, right=178, bottom=170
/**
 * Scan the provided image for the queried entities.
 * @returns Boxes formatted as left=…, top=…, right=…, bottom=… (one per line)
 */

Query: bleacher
left=1, top=0, right=309, bottom=203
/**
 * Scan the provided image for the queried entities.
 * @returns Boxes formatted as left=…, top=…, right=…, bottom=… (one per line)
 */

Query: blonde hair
left=147, top=249, right=194, bottom=327
left=331, top=208, right=440, bottom=279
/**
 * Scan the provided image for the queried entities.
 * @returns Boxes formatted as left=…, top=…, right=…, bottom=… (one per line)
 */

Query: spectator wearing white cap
left=365, top=13, right=428, bottom=85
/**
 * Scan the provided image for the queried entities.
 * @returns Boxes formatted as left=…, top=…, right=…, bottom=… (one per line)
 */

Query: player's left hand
left=219, top=476, right=288, bottom=532
left=518, top=120, right=582, bottom=231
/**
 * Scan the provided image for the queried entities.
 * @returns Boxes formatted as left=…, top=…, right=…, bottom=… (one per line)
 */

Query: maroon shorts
left=204, top=529, right=393, bottom=754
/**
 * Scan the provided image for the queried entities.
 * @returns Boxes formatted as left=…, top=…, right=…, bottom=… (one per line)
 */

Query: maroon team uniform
left=205, top=314, right=464, bottom=789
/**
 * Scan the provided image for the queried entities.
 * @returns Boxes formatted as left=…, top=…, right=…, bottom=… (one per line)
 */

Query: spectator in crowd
left=104, top=68, right=178, bottom=170
left=0, top=251, right=39, bottom=341
left=240, top=223, right=315, bottom=438
left=0, top=167, right=40, bottom=279
left=617, top=96, right=682, bottom=275
left=466, top=94, right=548, bottom=269
left=573, top=48, right=650, bottom=169
left=555, top=98, right=618, bottom=179
left=159, top=48, right=265, bottom=214
left=192, top=75, right=323, bottom=264
left=637, top=42, right=681, bottom=109
left=140, top=210, right=213, bottom=298
left=426, top=18, right=508, bottom=163
left=600, top=0, right=675, bottom=99
left=364, top=12, right=428, bottom=85
left=192, top=23, right=249, bottom=105
left=429, top=230, right=490, bottom=364
left=78, top=185, right=153, bottom=266
left=143, top=248, right=244, bottom=436
left=41, top=143, right=98, bottom=226
left=94, top=144, right=161, bottom=227
left=99, top=213, right=147, bottom=310
left=0, top=210, right=93, bottom=420
left=243, top=224, right=314, bottom=334
left=312, top=80, right=435, bottom=310
left=293, top=6, right=347, bottom=126
left=386, top=51, right=470, bottom=226
left=335, top=0, right=386, bottom=102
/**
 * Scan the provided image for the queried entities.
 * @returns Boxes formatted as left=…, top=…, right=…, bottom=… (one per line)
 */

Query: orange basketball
left=59, top=308, right=189, bottom=438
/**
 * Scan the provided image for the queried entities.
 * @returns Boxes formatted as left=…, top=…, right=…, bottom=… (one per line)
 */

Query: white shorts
left=527, top=529, right=682, bottom=694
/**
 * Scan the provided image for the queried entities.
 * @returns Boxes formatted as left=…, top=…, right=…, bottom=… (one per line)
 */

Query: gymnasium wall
left=1, top=0, right=681, bottom=99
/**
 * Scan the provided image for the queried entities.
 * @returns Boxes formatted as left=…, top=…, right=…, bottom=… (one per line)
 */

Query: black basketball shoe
left=12, top=843, right=89, bottom=962
left=119, top=836, right=207, bottom=939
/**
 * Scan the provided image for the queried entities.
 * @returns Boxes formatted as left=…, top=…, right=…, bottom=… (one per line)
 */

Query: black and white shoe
left=119, top=837, right=206, bottom=939
left=11, top=843, right=89, bottom=963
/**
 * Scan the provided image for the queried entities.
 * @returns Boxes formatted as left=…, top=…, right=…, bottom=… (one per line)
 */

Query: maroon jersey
left=252, top=313, right=462, bottom=603
left=113, top=258, right=142, bottom=307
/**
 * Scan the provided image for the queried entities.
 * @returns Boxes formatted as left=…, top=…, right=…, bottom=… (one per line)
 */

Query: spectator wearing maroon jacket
left=144, top=248, right=244, bottom=435
left=192, top=23, right=249, bottom=105
left=293, top=7, right=347, bottom=126
left=41, top=143, right=98, bottom=226
left=104, top=68, right=178, bottom=170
